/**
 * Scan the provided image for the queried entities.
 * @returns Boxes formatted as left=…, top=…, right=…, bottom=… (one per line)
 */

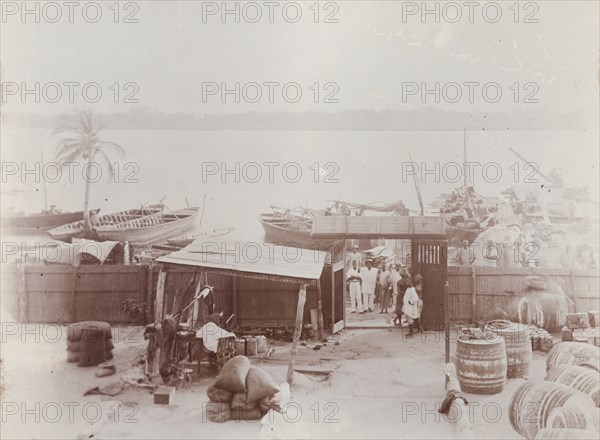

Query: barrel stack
left=510, top=341, right=600, bottom=439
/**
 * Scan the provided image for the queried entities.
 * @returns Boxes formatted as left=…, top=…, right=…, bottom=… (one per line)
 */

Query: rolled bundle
left=546, top=343, right=600, bottom=372
left=67, top=321, right=112, bottom=341
left=509, top=381, right=595, bottom=439
left=78, top=327, right=106, bottom=367
left=545, top=364, right=599, bottom=407
left=205, top=357, right=280, bottom=422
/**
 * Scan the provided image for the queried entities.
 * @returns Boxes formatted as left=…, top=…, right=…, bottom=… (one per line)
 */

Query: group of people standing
left=346, top=245, right=424, bottom=336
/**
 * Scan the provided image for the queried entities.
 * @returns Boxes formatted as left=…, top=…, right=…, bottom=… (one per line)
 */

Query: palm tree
left=54, top=110, right=125, bottom=235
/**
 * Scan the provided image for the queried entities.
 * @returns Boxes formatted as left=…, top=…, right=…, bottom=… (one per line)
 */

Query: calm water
left=2, top=128, right=598, bottom=246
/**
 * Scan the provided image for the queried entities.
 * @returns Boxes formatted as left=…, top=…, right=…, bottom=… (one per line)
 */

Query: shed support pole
left=444, top=280, right=450, bottom=387
left=149, top=268, right=167, bottom=377
left=287, top=284, right=307, bottom=386
left=316, top=280, right=325, bottom=340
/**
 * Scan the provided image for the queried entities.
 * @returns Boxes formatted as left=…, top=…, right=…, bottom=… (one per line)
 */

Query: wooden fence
left=2, top=263, right=598, bottom=327
left=1, top=263, right=325, bottom=328
left=447, top=266, right=600, bottom=323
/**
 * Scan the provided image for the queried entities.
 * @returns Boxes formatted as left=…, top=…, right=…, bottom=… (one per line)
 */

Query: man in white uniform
left=359, top=259, right=378, bottom=312
left=346, top=260, right=364, bottom=313
left=346, top=244, right=362, bottom=269
left=391, top=264, right=401, bottom=308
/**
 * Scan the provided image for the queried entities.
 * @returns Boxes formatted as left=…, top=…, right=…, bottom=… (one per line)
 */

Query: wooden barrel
left=535, top=428, right=600, bottom=439
left=509, top=381, right=595, bottom=439
left=546, top=343, right=600, bottom=372
left=513, top=294, right=567, bottom=332
left=545, top=364, right=600, bottom=407
left=456, top=335, right=507, bottom=394
left=485, top=320, right=532, bottom=378
left=234, top=338, right=246, bottom=356
left=78, top=328, right=106, bottom=367
left=245, top=337, right=257, bottom=356
left=580, top=359, right=600, bottom=372
left=546, top=406, right=598, bottom=431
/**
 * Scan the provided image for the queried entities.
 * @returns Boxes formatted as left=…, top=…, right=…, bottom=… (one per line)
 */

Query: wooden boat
left=260, top=202, right=408, bottom=249
left=166, top=227, right=234, bottom=247
left=95, top=207, right=200, bottom=246
left=47, top=206, right=164, bottom=242
left=2, top=209, right=97, bottom=232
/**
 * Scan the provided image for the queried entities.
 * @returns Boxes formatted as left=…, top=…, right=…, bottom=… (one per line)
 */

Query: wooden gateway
left=311, top=215, right=448, bottom=330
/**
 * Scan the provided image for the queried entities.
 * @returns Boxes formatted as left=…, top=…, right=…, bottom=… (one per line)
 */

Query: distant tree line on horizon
left=5, top=108, right=589, bottom=131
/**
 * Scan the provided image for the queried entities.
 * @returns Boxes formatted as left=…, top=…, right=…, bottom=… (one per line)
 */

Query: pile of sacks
left=205, top=355, right=280, bottom=423
left=66, top=321, right=114, bottom=365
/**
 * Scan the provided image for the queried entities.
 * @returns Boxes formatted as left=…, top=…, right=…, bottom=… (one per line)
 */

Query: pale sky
left=1, top=0, right=598, bottom=118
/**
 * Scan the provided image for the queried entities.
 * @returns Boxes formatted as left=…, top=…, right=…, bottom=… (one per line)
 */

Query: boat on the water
left=2, top=208, right=98, bottom=232
left=95, top=207, right=201, bottom=246
left=47, top=205, right=165, bottom=242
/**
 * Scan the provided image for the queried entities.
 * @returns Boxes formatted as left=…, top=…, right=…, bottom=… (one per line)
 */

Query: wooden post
left=150, top=267, right=167, bottom=376
left=471, top=266, right=477, bottom=323
left=155, top=268, right=167, bottom=324
left=232, top=275, right=238, bottom=329
left=444, top=280, right=450, bottom=387
left=569, top=270, right=579, bottom=313
left=17, top=262, right=28, bottom=323
left=316, top=280, right=325, bottom=340
left=342, top=242, right=347, bottom=323
left=70, top=265, right=79, bottom=322
left=145, top=263, right=154, bottom=325
left=287, top=284, right=307, bottom=386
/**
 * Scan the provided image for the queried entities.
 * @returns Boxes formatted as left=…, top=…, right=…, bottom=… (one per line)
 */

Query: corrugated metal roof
left=156, top=238, right=326, bottom=282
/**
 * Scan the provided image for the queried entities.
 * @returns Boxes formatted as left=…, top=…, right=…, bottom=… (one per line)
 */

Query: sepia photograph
left=1, top=1, right=599, bottom=439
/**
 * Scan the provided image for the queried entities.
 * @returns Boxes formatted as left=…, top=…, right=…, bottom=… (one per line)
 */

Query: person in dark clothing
left=393, top=269, right=411, bottom=326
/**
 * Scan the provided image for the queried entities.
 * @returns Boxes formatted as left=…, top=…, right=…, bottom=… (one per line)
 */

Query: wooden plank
left=332, top=320, right=344, bottom=333
left=287, top=284, right=307, bottom=386
left=310, top=309, right=318, bottom=340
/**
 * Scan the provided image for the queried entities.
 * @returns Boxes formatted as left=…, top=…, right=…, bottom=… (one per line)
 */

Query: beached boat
left=166, top=227, right=235, bottom=247
left=260, top=201, right=410, bottom=249
left=95, top=207, right=200, bottom=246
left=47, top=206, right=164, bottom=242
left=2, top=209, right=97, bottom=232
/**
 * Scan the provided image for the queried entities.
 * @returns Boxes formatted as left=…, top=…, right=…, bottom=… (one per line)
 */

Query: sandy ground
left=0, top=323, right=544, bottom=439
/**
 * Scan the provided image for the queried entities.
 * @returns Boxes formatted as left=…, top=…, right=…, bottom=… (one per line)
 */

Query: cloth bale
left=78, top=328, right=106, bottom=367
left=67, top=321, right=112, bottom=341
left=68, top=338, right=115, bottom=352
left=67, top=349, right=113, bottom=363
left=231, top=405, right=263, bottom=421
left=205, top=401, right=231, bottom=423
left=207, top=384, right=233, bottom=403
left=231, top=392, right=257, bottom=411
left=246, top=367, right=280, bottom=403
left=214, top=355, right=251, bottom=393
left=258, top=395, right=272, bottom=414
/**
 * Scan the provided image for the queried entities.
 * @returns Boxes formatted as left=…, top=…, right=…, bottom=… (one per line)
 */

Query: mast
left=409, top=153, right=424, bottom=216
left=40, top=146, right=48, bottom=212
left=463, top=128, right=471, bottom=216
